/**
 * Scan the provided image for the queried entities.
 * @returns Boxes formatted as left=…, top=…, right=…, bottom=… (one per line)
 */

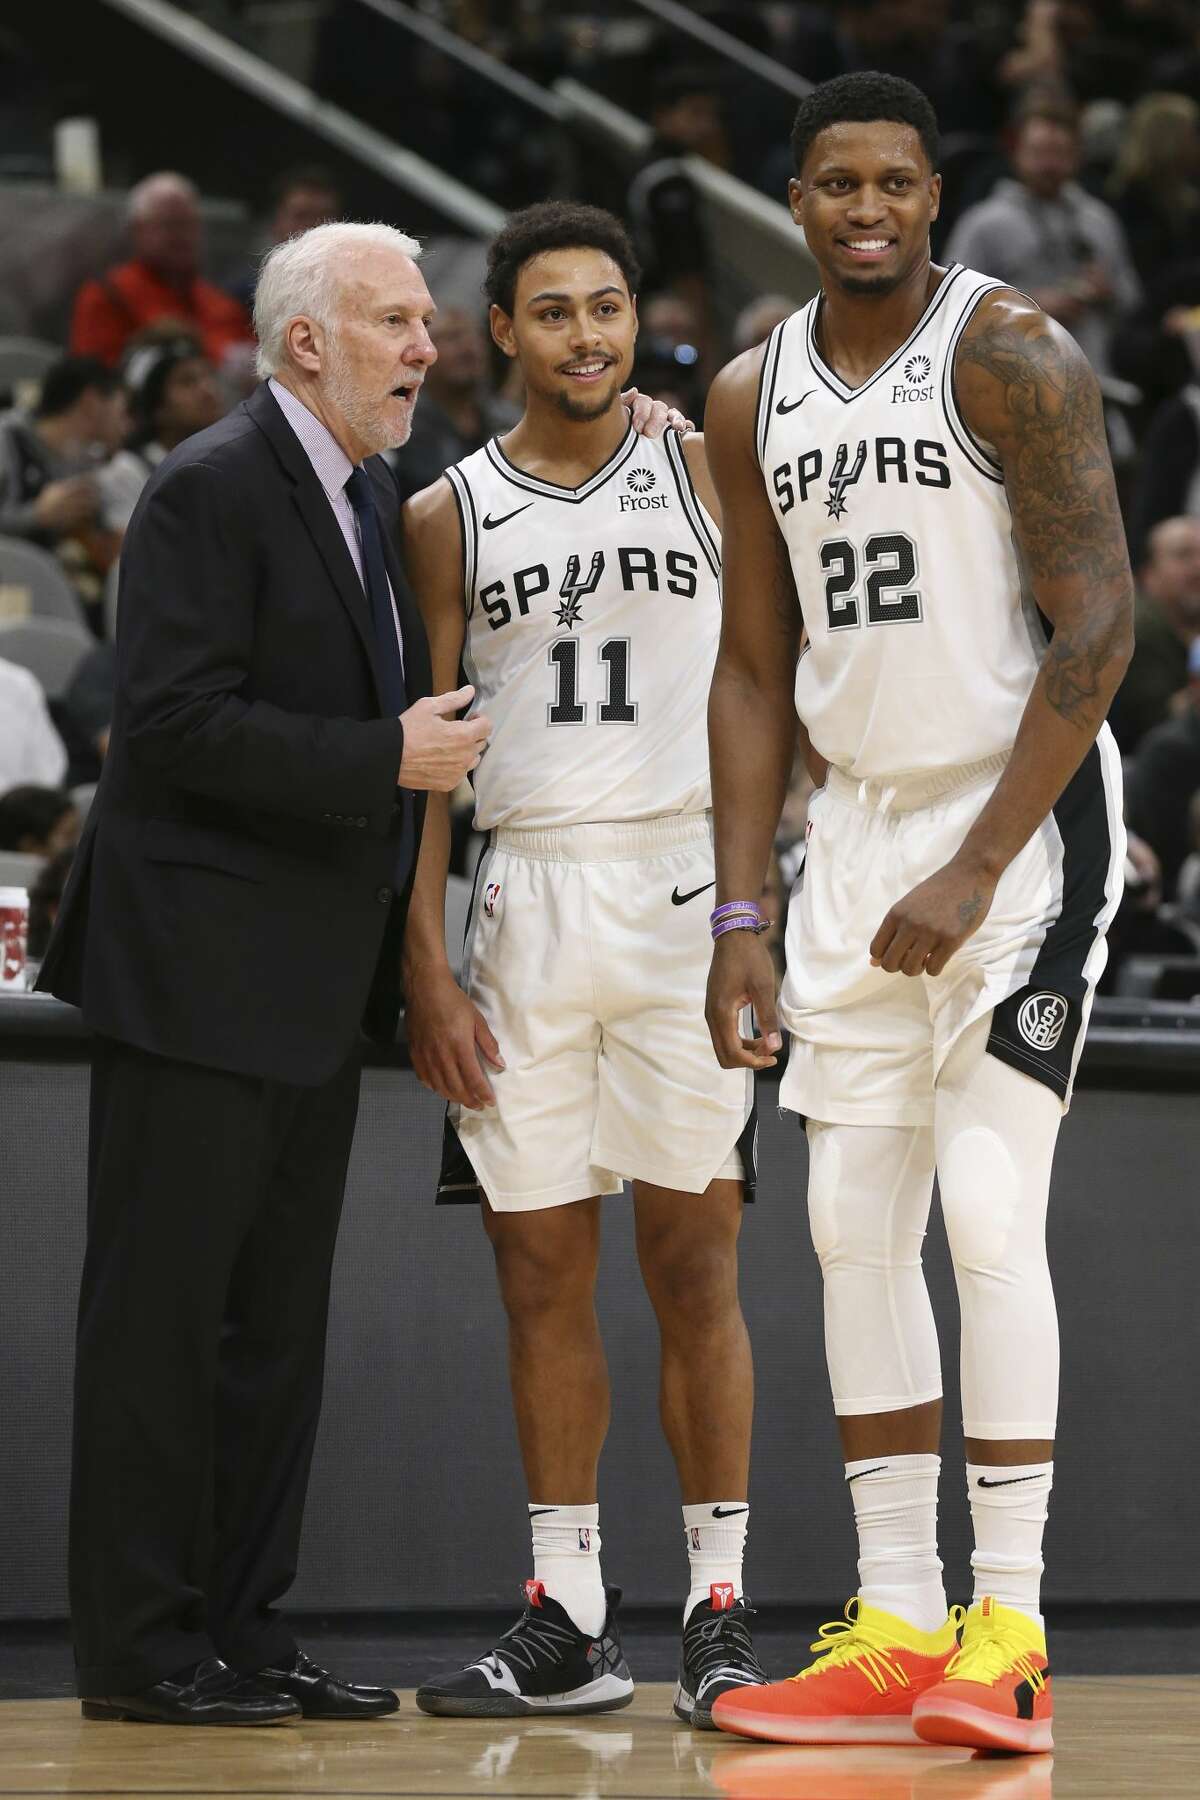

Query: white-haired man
left=39, top=221, right=490, bottom=1727
left=70, top=170, right=254, bottom=367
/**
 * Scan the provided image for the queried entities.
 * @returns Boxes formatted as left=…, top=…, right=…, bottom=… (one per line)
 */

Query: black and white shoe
left=415, top=1580, right=635, bottom=1718
left=674, top=1584, right=768, bottom=1729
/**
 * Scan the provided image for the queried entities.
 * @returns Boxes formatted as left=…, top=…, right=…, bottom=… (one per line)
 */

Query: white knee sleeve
left=806, top=1119, right=942, bottom=1415
left=935, top=1018, right=1061, bottom=1440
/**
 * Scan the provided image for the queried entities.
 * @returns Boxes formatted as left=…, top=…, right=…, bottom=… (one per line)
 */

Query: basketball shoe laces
left=683, top=1602, right=764, bottom=1683
left=788, top=1599, right=963, bottom=1696
left=944, top=1623, right=1046, bottom=1693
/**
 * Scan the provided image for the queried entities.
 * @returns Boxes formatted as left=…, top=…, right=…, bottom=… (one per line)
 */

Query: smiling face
left=298, top=246, right=437, bottom=459
left=790, top=119, right=940, bottom=298
left=491, top=247, right=637, bottom=423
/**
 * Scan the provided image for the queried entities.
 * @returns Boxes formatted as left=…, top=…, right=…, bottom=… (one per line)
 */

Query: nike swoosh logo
left=712, top=1505, right=749, bottom=1519
left=527, top=1506, right=558, bottom=1516
left=482, top=503, right=533, bottom=529
left=776, top=390, right=815, bottom=414
left=845, top=1465, right=888, bottom=1482
left=977, top=1474, right=1044, bottom=1489
left=671, top=881, right=715, bottom=906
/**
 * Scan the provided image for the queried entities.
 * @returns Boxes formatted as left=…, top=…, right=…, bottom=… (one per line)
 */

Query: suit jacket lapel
left=371, top=463, right=432, bottom=703
left=245, top=383, right=384, bottom=702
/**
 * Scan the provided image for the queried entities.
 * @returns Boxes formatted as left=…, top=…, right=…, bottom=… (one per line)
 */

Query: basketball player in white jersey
left=703, top=75, right=1132, bottom=1753
left=400, top=203, right=767, bottom=1725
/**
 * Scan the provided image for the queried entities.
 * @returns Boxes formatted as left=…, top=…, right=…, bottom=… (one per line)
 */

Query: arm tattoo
left=958, top=890, right=983, bottom=929
left=957, top=314, right=1132, bottom=729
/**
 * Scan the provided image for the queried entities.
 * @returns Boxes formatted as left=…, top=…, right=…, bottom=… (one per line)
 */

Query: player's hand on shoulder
left=399, top=686, right=491, bottom=792
left=621, top=386, right=694, bottom=438
left=705, top=931, right=783, bottom=1070
left=870, top=856, right=997, bottom=979
left=406, top=962, right=504, bottom=1109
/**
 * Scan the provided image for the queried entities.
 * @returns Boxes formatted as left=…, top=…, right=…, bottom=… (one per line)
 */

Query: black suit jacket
left=38, top=382, right=432, bottom=1085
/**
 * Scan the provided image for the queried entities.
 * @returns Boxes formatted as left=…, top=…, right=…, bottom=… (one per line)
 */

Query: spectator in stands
left=26, top=845, right=74, bottom=968
left=1107, top=92, right=1200, bottom=289
left=732, top=294, right=794, bottom=355
left=627, top=67, right=727, bottom=367
left=946, top=99, right=1141, bottom=378
left=0, top=785, right=79, bottom=857
left=99, top=336, right=224, bottom=531
left=386, top=306, right=517, bottom=504
left=69, top=172, right=253, bottom=370
left=0, top=356, right=126, bottom=553
left=1111, top=256, right=1200, bottom=421
left=1126, top=383, right=1200, bottom=565
left=1111, top=516, right=1200, bottom=752
left=1126, top=637, right=1200, bottom=896
left=995, top=0, right=1147, bottom=108
left=0, top=657, right=67, bottom=792
left=229, top=166, right=342, bottom=311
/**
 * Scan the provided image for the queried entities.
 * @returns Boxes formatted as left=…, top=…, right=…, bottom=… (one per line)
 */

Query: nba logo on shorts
left=483, top=881, right=502, bottom=919
left=690, top=1527, right=701, bottom=1551
left=1017, top=991, right=1069, bottom=1052
left=578, top=1528, right=591, bottom=1551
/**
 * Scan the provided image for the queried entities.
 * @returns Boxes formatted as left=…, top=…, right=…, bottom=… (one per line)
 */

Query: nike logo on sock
left=711, top=1505, right=749, bottom=1519
left=846, top=1465, right=889, bottom=1482
left=977, top=1474, right=1044, bottom=1488
left=527, top=1506, right=558, bottom=1516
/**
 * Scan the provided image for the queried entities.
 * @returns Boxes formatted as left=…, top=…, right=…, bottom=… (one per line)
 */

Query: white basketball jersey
left=445, top=424, right=721, bottom=829
left=757, top=264, right=1045, bottom=779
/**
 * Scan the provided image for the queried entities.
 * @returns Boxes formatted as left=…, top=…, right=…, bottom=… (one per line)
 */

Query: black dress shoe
left=258, top=1649, right=399, bottom=1719
left=82, top=1656, right=301, bottom=1725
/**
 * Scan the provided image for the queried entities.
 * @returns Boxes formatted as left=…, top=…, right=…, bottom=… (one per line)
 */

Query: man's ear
left=787, top=177, right=804, bottom=226
left=489, top=303, right=518, bottom=361
left=285, top=315, right=323, bottom=375
left=929, top=171, right=942, bottom=226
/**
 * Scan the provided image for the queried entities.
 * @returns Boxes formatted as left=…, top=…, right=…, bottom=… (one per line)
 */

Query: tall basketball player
left=703, top=75, right=1132, bottom=1754
left=401, top=203, right=766, bottom=1726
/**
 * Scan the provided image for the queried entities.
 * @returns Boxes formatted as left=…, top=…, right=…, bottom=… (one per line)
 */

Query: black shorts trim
left=985, top=737, right=1120, bottom=1100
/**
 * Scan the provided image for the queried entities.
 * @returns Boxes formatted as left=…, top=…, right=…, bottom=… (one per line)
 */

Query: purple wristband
left=710, top=900, right=767, bottom=941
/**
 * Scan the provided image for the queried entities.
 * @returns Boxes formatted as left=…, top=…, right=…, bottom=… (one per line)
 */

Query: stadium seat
left=0, top=536, right=89, bottom=631
left=0, top=616, right=93, bottom=698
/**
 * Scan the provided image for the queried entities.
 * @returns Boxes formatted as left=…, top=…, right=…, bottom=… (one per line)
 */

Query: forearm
left=401, top=789, right=453, bottom=980
left=709, top=658, right=796, bottom=903
left=957, top=617, right=1131, bottom=879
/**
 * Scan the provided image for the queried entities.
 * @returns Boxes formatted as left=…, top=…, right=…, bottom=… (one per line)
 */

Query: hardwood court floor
left=1, top=1679, right=1198, bottom=1799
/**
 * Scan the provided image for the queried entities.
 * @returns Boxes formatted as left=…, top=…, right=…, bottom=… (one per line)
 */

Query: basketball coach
left=37, top=222, right=490, bottom=1726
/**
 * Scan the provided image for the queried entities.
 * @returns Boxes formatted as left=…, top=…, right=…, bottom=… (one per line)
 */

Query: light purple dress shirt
left=268, top=377, right=405, bottom=675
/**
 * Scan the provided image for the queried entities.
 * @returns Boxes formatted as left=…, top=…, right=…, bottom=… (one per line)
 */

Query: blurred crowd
left=4, top=0, right=1200, bottom=998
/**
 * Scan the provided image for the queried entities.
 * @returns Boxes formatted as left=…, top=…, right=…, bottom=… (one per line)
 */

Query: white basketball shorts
left=780, top=734, right=1125, bottom=1128
left=437, top=812, right=756, bottom=1212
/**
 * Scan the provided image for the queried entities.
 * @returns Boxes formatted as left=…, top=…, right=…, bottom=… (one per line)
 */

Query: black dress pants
left=70, top=1035, right=362, bottom=1696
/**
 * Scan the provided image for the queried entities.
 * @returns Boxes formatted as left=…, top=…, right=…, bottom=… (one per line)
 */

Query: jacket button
left=356, top=817, right=367, bottom=828
left=376, top=885, right=392, bottom=904
left=322, top=811, right=332, bottom=821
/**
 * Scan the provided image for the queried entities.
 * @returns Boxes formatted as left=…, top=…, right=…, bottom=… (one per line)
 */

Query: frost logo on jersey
left=1017, top=991, right=1069, bottom=1051
left=555, top=550, right=604, bottom=628
left=893, top=351, right=935, bottom=404
left=620, top=465, right=669, bottom=513
left=483, top=881, right=502, bottom=919
left=825, top=439, right=867, bottom=519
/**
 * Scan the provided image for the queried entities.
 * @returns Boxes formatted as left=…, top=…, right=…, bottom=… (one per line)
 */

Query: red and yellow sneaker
left=711, top=1598, right=963, bottom=1744
left=912, top=1595, right=1052, bottom=1753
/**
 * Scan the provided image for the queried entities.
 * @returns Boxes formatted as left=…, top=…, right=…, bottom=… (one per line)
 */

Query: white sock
left=682, top=1501, right=748, bottom=1622
left=967, top=1461, right=1053, bottom=1629
left=846, top=1453, right=947, bottom=1633
left=529, top=1503, right=605, bottom=1637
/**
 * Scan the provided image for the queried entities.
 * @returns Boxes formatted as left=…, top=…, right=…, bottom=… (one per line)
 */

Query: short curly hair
left=790, top=72, right=940, bottom=178
left=485, top=201, right=642, bottom=317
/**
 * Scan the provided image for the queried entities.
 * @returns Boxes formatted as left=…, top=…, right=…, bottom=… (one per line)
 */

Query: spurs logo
left=825, top=439, right=867, bottom=519
left=555, top=550, right=605, bottom=628
left=1017, top=991, right=1069, bottom=1051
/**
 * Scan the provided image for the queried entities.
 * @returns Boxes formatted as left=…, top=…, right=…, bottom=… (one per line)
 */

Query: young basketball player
left=703, top=74, right=1132, bottom=1754
left=401, top=203, right=766, bottom=1726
